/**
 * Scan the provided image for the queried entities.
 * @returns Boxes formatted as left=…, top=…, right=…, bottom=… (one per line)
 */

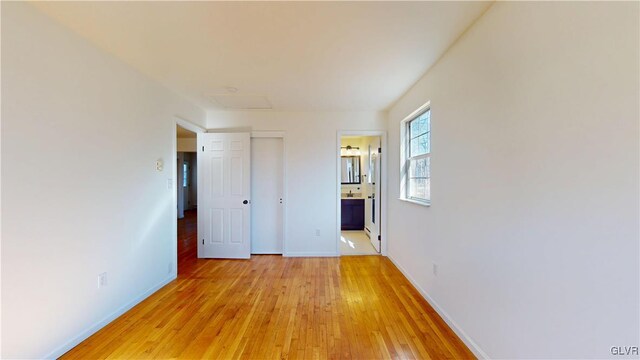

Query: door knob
left=243, top=200, right=249, bottom=204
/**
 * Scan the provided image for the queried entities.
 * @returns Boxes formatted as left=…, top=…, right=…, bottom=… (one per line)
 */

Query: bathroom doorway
left=337, top=132, right=386, bottom=256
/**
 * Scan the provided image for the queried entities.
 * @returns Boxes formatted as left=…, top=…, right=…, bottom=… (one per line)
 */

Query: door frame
left=336, top=130, right=388, bottom=256
left=172, top=117, right=206, bottom=275
left=251, top=131, right=287, bottom=255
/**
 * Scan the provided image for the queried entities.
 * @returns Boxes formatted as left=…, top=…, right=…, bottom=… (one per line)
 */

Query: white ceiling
left=32, top=1, right=491, bottom=112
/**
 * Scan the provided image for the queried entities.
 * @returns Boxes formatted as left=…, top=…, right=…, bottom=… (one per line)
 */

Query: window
left=183, top=162, right=188, bottom=188
left=401, top=105, right=431, bottom=205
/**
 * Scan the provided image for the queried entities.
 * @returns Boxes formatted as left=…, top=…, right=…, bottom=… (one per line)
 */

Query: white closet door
left=251, top=138, right=284, bottom=254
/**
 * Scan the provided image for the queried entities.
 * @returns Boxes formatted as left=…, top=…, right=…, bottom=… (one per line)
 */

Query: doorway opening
left=176, top=124, right=199, bottom=274
left=337, top=132, right=386, bottom=256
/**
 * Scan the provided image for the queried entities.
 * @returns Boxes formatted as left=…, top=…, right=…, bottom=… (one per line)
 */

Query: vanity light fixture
left=341, top=145, right=361, bottom=156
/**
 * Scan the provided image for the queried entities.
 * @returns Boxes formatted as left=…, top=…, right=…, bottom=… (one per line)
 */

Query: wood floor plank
left=61, top=210, right=475, bottom=359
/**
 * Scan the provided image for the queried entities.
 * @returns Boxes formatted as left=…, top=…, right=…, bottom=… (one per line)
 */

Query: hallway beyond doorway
left=177, top=209, right=198, bottom=276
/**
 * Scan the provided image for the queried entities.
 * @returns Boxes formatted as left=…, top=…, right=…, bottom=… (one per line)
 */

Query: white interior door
left=197, top=133, right=251, bottom=259
left=251, top=137, right=284, bottom=254
left=370, top=143, right=381, bottom=253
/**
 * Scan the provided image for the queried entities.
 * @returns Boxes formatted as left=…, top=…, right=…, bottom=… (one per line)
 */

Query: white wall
left=207, top=111, right=386, bottom=256
left=1, top=3, right=205, bottom=358
left=386, top=2, right=639, bottom=359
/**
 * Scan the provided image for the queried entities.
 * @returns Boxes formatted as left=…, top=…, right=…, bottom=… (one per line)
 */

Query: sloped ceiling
left=32, top=1, right=492, bottom=111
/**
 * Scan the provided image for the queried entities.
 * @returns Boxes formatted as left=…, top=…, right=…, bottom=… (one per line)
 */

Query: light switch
left=167, top=179, right=173, bottom=189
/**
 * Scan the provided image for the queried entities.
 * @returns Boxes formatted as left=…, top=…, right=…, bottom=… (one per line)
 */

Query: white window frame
left=400, top=102, right=431, bottom=206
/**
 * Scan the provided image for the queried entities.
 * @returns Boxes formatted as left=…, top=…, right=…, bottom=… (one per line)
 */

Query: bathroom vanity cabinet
left=341, top=198, right=365, bottom=230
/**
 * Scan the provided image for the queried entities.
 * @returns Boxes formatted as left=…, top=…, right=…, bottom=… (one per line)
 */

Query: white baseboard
left=387, top=254, right=489, bottom=359
left=283, top=251, right=338, bottom=257
left=43, top=274, right=176, bottom=359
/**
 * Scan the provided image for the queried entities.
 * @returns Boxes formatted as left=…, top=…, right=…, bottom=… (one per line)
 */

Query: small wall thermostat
left=156, top=159, right=164, bottom=172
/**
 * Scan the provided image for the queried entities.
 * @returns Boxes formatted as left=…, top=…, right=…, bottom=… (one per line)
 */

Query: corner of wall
left=386, top=254, right=488, bottom=359
left=43, top=275, right=176, bottom=359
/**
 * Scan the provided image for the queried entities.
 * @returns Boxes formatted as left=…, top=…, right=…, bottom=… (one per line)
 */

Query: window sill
left=398, top=197, right=431, bottom=207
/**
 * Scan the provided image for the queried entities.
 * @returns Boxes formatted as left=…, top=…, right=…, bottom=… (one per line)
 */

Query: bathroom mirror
left=341, top=156, right=361, bottom=184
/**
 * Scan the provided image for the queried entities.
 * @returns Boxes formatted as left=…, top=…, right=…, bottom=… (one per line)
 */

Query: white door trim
left=251, top=131, right=285, bottom=138
left=250, top=131, right=288, bottom=256
left=176, top=116, right=206, bottom=134
left=336, top=130, right=388, bottom=256
left=173, top=117, right=205, bottom=275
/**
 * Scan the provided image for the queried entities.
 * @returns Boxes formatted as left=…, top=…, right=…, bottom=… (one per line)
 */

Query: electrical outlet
left=98, top=272, right=108, bottom=288
left=315, top=229, right=321, bottom=236
left=432, top=264, right=438, bottom=277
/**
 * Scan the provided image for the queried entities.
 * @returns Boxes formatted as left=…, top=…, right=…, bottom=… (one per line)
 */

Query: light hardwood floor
left=62, top=210, right=474, bottom=359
